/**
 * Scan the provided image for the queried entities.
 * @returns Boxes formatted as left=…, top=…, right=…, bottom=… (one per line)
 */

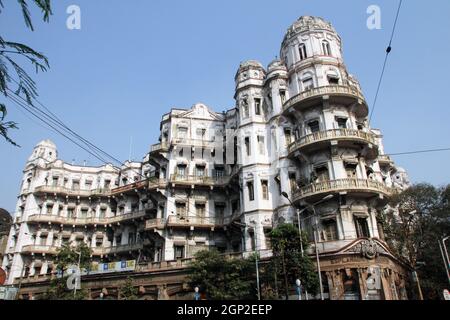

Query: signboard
left=61, top=259, right=136, bottom=277
left=444, top=289, right=450, bottom=301
left=0, top=286, right=19, bottom=300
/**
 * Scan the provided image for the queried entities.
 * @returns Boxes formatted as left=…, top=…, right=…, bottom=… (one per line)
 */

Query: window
left=261, top=180, right=269, bottom=200
left=242, top=99, right=249, bottom=118
left=280, top=90, right=286, bottom=104
left=213, top=166, right=224, bottom=178
left=176, top=202, right=186, bottom=216
left=299, top=43, right=308, bottom=60
left=284, top=129, right=292, bottom=146
left=322, top=41, right=332, bottom=56
left=174, top=245, right=185, bottom=259
left=302, top=77, right=314, bottom=91
left=308, top=120, right=320, bottom=133
left=177, top=164, right=187, bottom=177
left=80, top=209, right=88, bottom=218
left=355, top=216, right=370, bottom=238
left=72, top=180, right=80, bottom=190
left=289, top=173, right=297, bottom=192
left=232, top=200, right=239, bottom=214
left=257, top=136, right=265, bottom=155
left=115, top=234, right=122, bottom=246
left=104, top=179, right=111, bottom=189
left=99, top=208, right=106, bottom=218
left=128, top=233, right=136, bottom=245
left=196, top=128, right=206, bottom=139
left=322, top=220, right=338, bottom=241
left=255, top=98, right=262, bottom=115
left=247, top=181, right=255, bottom=201
left=46, top=204, right=53, bottom=215
left=196, top=203, right=205, bottom=217
left=336, top=117, right=348, bottom=129
left=345, top=163, right=357, bottom=179
left=328, top=75, right=340, bottom=85
left=195, top=165, right=205, bottom=177
left=244, top=137, right=251, bottom=156
left=52, top=176, right=58, bottom=187
left=215, top=203, right=225, bottom=219
left=313, top=166, right=329, bottom=182
left=67, top=208, right=74, bottom=218
left=177, top=127, right=188, bottom=139
left=85, top=180, right=92, bottom=190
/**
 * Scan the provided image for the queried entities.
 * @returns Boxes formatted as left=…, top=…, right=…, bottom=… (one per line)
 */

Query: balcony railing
left=92, top=243, right=143, bottom=256
left=171, top=138, right=217, bottom=148
left=145, top=218, right=166, bottom=230
left=27, top=210, right=147, bottom=226
left=288, top=129, right=377, bottom=154
left=283, top=85, right=367, bottom=112
left=34, top=186, right=111, bottom=197
left=21, top=245, right=59, bottom=255
left=169, top=174, right=231, bottom=186
left=378, top=155, right=393, bottom=164
left=166, top=215, right=231, bottom=228
left=150, top=142, right=169, bottom=153
left=292, top=178, right=394, bottom=202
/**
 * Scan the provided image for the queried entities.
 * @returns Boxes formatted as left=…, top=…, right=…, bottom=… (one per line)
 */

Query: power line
left=387, top=147, right=450, bottom=157
left=369, top=0, right=403, bottom=124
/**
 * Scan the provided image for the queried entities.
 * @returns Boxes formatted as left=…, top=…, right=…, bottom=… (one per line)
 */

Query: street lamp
left=282, top=192, right=333, bottom=300
left=194, top=286, right=200, bottom=300
left=295, top=279, right=302, bottom=300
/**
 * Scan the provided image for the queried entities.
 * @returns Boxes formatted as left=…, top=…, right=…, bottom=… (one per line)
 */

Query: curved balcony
left=171, top=138, right=217, bottom=149
left=283, top=85, right=368, bottom=117
left=288, top=129, right=378, bottom=156
left=27, top=210, right=147, bottom=227
left=92, top=243, right=143, bottom=256
left=145, top=218, right=166, bottom=230
left=150, top=142, right=169, bottom=154
left=292, top=178, right=394, bottom=204
left=34, top=186, right=111, bottom=198
left=169, top=174, right=231, bottom=188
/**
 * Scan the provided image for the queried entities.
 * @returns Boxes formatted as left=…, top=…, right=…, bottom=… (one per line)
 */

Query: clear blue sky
left=1, top=0, right=449, bottom=213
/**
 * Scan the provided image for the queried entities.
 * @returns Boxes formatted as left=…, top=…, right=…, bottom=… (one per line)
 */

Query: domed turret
left=234, top=60, right=265, bottom=93
left=28, top=139, right=57, bottom=163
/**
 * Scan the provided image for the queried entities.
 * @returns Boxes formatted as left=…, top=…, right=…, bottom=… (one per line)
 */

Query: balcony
left=169, top=174, right=230, bottom=188
left=292, top=178, right=394, bottom=203
left=34, top=186, right=111, bottom=198
left=110, top=179, right=148, bottom=195
left=150, top=142, right=169, bottom=153
left=288, top=129, right=378, bottom=155
left=92, top=243, right=143, bottom=256
left=145, top=218, right=166, bottom=230
left=21, top=245, right=59, bottom=255
left=27, top=210, right=147, bottom=227
left=283, top=85, right=368, bottom=117
left=166, top=215, right=230, bottom=229
left=171, top=138, right=218, bottom=149
left=378, top=155, right=394, bottom=166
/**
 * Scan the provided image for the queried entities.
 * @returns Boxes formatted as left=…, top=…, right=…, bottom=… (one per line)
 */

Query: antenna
left=128, top=136, right=133, bottom=162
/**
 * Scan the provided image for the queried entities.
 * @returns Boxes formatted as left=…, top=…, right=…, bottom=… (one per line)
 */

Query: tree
left=188, top=250, right=256, bottom=300
left=43, top=242, right=92, bottom=300
left=119, top=277, right=138, bottom=300
left=269, top=223, right=319, bottom=299
left=0, top=0, right=52, bottom=146
left=381, top=183, right=450, bottom=299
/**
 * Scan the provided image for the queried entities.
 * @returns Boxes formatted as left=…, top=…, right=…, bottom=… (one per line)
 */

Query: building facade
left=2, top=16, right=412, bottom=300
left=0, top=208, right=12, bottom=263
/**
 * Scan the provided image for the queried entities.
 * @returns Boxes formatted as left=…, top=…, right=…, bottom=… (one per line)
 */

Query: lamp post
left=194, top=286, right=200, bottom=300
left=439, top=236, right=450, bottom=284
left=73, top=250, right=82, bottom=298
left=282, top=192, right=333, bottom=300
left=295, top=279, right=302, bottom=300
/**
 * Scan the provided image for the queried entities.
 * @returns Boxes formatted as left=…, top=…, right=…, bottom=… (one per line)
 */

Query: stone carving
left=348, top=239, right=383, bottom=259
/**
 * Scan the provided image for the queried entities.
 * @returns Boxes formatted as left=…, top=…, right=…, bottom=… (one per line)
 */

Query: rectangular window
left=196, top=203, right=205, bottom=217
left=67, top=208, right=74, bottom=218
left=213, top=167, right=224, bottom=178
left=52, top=177, right=58, bottom=187
left=177, top=165, right=187, bottom=177
left=299, top=43, right=308, bottom=60
left=80, top=209, right=88, bottom=218
left=242, top=99, right=249, bottom=118
left=176, top=202, right=186, bottom=216
left=85, top=180, right=92, bottom=190
left=328, top=76, right=340, bottom=85
left=261, top=180, right=269, bottom=200
left=345, top=163, right=357, bottom=179
left=196, top=128, right=206, bottom=139
left=315, top=166, right=329, bottom=182
left=355, top=217, right=370, bottom=238
left=255, top=98, right=262, bottom=115
left=46, top=205, right=53, bottom=215
left=322, top=220, right=338, bottom=241
left=245, top=137, right=251, bottom=156
left=195, top=165, right=205, bottom=177
left=72, top=180, right=80, bottom=190
left=284, top=129, right=292, bottom=146
left=104, top=180, right=111, bottom=189
left=247, top=181, right=255, bottom=201
left=128, top=233, right=136, bottom=245
left=174, top=245, right=185, bottom=259
left=289, top=173, right=297, bottom=192
left=308, top=120, right=320, bottom=133
left=177, top=127, right=188, bottom=139
left=99, top=208, right=106, bottom=218
left=232, top=201, right=238, bottom=214
left=215, top=203, right=225, bottom=219
left=337, top=118, right=348, bottom=129
left=280, top=90, right=286, bottom=104
left=257, top=136, right=265, bottom=155
left=115, top=235, right=122, bottom=246
left=302, top=78, right=314, bottom=91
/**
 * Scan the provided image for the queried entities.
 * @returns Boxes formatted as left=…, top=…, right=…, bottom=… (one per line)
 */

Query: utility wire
left=369, top=0, right=403, bottom=124
left=387, top=147, right=450, bottom=157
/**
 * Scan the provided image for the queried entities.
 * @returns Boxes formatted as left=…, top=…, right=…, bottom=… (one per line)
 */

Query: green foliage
left=188, top=250, right=256, bottom=300
left=0, top=0, right=52, bottom=146
left=55, top=242, right=92, bottom=275
left=381, top=184, right=450, bottom=300
left=269, top=223, right=319, bottom=297
left=119, top=277, right=138, bottom=300
left=43, top=276, right=88, bottom=300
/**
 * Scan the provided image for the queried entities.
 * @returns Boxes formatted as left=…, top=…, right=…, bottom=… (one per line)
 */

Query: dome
left=283, top=15, right=337, bottom=43
left=238, top=60, right=264, bottom=70
left=35, top=139, right=56, bottom=149
left=267, top=59, right=286, bottom=72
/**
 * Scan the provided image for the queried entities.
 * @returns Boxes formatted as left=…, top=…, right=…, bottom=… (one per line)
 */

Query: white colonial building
left=2, top=16, right=411, bottom=300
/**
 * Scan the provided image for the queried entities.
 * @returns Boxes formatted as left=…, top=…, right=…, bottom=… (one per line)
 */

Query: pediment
left=178, top=103, right=224, bottom=121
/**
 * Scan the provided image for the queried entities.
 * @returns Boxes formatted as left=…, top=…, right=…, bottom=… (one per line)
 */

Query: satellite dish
left=0, top=267, right=6, bottom=285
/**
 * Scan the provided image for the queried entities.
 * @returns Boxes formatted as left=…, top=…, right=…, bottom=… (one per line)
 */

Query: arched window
left=299, top=43, right=307, bottom=61
left=322, top=41, right=332, bottom=56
